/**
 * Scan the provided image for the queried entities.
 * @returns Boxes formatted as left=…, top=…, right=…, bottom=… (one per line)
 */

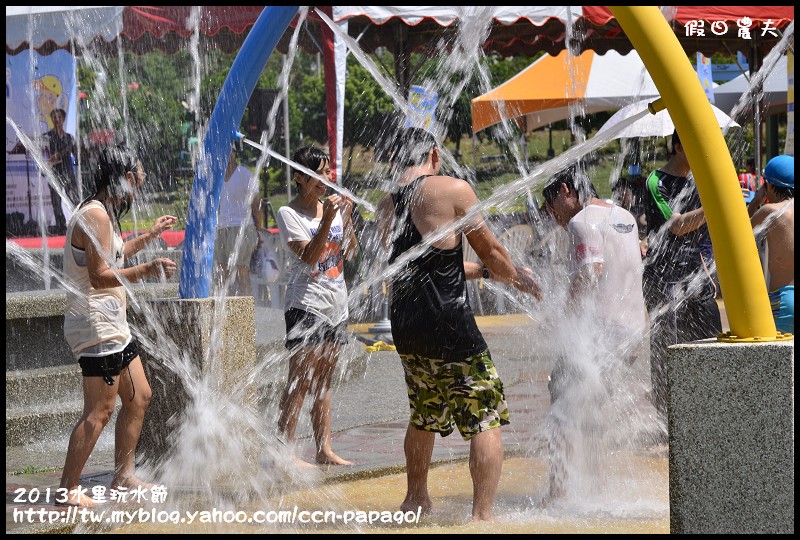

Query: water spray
left=234, top=131, right=376, bottom=212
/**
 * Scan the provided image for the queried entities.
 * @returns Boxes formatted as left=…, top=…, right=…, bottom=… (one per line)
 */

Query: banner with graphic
left=697, top=52, right=715, bottom=104
left=405, top=85, right=438, bottom=131
left=5, top=49, right=77, bottom=232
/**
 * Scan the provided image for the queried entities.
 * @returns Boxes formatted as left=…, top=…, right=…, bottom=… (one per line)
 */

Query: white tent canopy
left=713, top=54, right=789, bottom=115
left=471, top=49, right=660, bottom=133
left=5, top=6, right=123, bottom=50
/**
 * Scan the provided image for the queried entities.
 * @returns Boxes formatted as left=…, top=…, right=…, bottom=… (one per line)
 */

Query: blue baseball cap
left=763, top=155, right=794, bottom=188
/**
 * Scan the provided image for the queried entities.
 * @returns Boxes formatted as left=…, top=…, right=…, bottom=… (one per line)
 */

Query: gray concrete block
left=132, top=296, right=260, bottom=467
left=5, top=248, right=181, bottom=293
left=6, top=365, right=83, bottom=409
left=5, top=284, right=179, bottom=372
left=5, top=249, right=65, bottom=293
left=6, top=402, right=120, bottom=447
left=668, top=339, right=794, bottom=534
left=6, top=407, right=82, bottom=447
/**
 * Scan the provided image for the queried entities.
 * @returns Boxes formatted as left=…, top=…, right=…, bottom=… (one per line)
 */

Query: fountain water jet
left=7, top=5, right=793, bottom=534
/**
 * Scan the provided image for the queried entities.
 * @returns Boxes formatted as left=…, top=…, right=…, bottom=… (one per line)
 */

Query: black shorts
left=284, top=308, right=348, bottom=350
left=78, top=340, right=140, bottom=386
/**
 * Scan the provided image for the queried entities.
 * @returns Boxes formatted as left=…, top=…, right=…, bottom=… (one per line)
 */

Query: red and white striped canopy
left=7, top=6, right=794, bottom=58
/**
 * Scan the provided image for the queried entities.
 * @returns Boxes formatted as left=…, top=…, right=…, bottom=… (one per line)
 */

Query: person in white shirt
left=275, top=146, right=357, bottom=466
left=541, top=165, right=648, bottom=500
left=60, top=143, right=177, bottom=507
left=214, top=146, right=264, bottom=296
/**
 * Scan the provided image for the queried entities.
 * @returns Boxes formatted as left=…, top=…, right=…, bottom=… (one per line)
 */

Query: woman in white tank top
left=59, top=143, right=178, bottom=507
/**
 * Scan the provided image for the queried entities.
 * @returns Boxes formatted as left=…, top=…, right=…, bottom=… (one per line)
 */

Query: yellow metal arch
left=610, top=7, right=782, bottom=340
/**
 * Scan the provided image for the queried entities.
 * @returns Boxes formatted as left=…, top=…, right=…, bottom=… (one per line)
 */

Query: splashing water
left=7, top=6, right=792, bottom=533
left=240, top=136, right=375, bottom=212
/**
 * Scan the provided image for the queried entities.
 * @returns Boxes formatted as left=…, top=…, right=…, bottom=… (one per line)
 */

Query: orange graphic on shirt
left=311, top=241, right=342, bottom=279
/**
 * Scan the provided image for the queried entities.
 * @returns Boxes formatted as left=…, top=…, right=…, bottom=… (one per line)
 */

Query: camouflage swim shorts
left=399, top=349, right=510, bottom=441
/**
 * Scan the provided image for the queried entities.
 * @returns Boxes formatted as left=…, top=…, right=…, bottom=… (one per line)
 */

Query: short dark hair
left=291, top=146, right=330, bottom=177
left=390, top=127, right=437, bottom=168
left=542, top=165, right=598, bottom=206
left=670, top=130, right=682, bottom=156
left=50, top=108, right=67, bottom=120
left=771, top=184, right=794, bottom=199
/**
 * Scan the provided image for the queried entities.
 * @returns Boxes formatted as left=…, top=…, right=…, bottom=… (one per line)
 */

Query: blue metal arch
left=179, top=6, right=299, bottom=299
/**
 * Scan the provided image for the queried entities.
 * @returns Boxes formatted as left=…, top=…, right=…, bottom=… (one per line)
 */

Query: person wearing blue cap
left=748, top=154, right=794, bottom=334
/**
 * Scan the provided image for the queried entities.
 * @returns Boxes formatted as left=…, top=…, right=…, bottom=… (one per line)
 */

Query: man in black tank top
left=376, top=127, right=542, bottom=521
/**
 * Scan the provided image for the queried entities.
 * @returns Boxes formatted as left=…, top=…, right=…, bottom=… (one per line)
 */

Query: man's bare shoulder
left=419, top=176, right=479, bottom=218
left=421, top=175, right=473, bottom=193
left=760, top=200, right=794, bottom=217
left=769, top=199, right=794, bottom=209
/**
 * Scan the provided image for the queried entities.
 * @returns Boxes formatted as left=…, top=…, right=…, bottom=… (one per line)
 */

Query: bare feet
left=315, top=451, right=353, bottom=466
left=55, top=489, right=100, bottom=508
left=400, top=498, right=432, bottom=516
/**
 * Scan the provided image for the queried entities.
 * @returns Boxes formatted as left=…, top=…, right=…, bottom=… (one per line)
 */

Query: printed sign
left=405, top=85, right=438, bottom=131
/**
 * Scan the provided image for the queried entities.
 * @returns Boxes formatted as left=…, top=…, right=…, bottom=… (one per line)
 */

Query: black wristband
left=482, top=265, right=490, bottom=279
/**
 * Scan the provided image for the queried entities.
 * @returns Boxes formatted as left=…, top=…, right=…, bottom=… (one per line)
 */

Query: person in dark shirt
left=642, top=130, right=722, bottom=422
left=376, top=127, right=541, bottom=521
left=44, top=108, right=78, bottom=234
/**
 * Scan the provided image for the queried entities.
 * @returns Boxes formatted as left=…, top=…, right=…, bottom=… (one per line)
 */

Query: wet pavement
left=6, top=312, right=675, bottom=534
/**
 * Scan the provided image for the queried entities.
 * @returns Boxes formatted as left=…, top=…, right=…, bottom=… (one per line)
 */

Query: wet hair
left=50, top=108, right=67, bottom=121
left=291, top=146, right=330, bottom=181
left=670, top=130, right=682, bottom=156
left=83, top=141, right=139, bottom=232
left=542, top=165, right=598, bottom=207
left=389, top=127, right=437, bottom=168
left=771, top=184, right=794, bottom=199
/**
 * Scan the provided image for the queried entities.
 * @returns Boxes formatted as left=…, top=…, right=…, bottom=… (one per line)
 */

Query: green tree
left=78, top=50, right=190, bottom=187
left=340, top=53, right=396, bottom=182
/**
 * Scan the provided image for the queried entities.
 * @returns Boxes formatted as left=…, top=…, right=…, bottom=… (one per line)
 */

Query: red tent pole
left=319, top=6, right=338, bottom=183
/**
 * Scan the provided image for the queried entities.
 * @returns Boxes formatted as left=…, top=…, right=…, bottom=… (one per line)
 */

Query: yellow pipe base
left=717, top=331, right=794, bottom=343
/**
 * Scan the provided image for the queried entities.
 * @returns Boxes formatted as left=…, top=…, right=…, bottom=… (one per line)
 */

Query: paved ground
left=5, top=309, right=693, bottom=534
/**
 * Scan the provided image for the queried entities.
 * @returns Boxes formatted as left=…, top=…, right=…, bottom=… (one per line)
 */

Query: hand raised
left=322, top=195, right=343, bottom=222
left=340, top=196, right=354, bottom=219
left=148, top=257, right=177, bottom=280
left=150, top=215, right=178, bottom=237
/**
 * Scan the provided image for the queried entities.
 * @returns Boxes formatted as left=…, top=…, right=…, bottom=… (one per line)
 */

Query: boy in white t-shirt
left=541, top=166, right=649, bottom=501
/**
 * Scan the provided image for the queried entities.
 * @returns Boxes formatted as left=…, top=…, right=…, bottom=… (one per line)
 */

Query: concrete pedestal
left=133, top=296, right=257, bottom=467
left=668, top=339, right=794, bottom=534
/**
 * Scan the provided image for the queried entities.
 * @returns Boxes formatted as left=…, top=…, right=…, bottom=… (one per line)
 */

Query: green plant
left=9, top=465, right=59, bottom=476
